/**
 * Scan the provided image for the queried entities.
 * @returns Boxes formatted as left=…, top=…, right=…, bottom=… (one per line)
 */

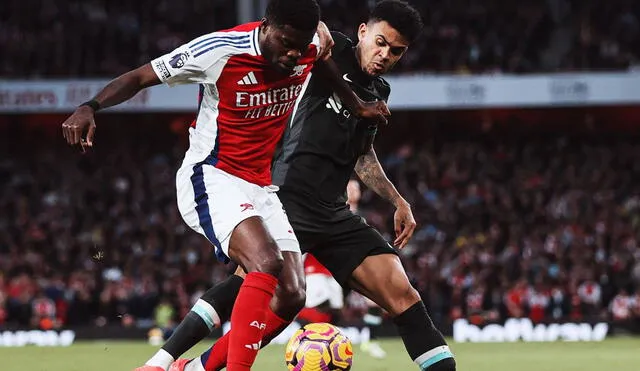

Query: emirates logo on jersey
left=235, top=83, right=305, bottom=119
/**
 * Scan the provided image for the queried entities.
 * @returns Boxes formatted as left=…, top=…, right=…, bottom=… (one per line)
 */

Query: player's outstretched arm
left=314, top=58, right=390, bottom=126
left=354, top=148, right=416, bottom=248
left=62, top=64, right=161, bottom=147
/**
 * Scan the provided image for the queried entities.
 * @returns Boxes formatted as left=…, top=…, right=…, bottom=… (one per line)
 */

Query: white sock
left=184, top=359, right=205, bottom=371
left=145, top=349, right=175, bottom=370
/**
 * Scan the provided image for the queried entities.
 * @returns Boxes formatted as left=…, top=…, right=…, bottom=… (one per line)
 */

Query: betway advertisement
left=0, top=330, right=75, bottom=347
left=453, top=318, right=609, bottom=343
left=3, top=72, right=640, bottom=112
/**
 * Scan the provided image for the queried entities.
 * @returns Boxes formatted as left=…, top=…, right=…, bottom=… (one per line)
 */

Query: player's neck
left=354, top=43, right=366, bottom=75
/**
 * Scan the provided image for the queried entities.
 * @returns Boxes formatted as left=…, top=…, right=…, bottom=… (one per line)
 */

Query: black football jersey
left=272, top=32, right=391, bottom=204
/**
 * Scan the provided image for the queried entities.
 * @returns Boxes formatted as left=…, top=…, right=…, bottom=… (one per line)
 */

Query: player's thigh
left=260, top=190, right=301, bottom=255
left=349, top=253, right=420, bottom=316
left=255, top=189, right=305, bottom=272
left=276, top=251, right=305, bottom=293
left=312, top=218, right=394, bottom=288
left=227, top=216, right=283, bottom=275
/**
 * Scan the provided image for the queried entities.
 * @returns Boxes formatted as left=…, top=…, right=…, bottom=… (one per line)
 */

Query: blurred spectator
left=610, top=289, right=634, bottom=322
left=0, top=273, right=7, bottom=325
left=578, top=278, right=602, bottom=317
left=3, top=1, right=640, bottom=77
left=1, top=114, right=640, bottom=330
left=154, top=298, right=175, bottom=331
left=30, top=289, right=58, bottom=329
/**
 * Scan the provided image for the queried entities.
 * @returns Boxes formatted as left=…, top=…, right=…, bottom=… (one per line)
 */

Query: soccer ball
left=285, top=323, right=353, bottom=371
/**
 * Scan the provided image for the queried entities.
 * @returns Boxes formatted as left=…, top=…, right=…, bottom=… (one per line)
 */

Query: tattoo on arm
left=354, top=148, right=404, bottom=207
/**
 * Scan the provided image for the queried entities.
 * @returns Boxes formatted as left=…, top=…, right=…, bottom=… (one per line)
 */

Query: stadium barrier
left=2, top=72, right=640, bottom=113
left=3, top=318, right=637, bottom=347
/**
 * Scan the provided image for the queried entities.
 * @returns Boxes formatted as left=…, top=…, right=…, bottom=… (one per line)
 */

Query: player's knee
left=388, top=286, right=421, bottom=316
left=427, top=357, right=456, bottom=371
left=252, top=253, right=284, bottom=277
left=242, top=241, right=284, bottom=276
left=272, top=273, right=306, bottom=320
left=403, top=287, right=422, bottom=307
left=279, top=281, right=307, bottom=313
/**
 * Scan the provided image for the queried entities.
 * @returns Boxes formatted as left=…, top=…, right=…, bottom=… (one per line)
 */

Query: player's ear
left=261, top=18, right=269, bottom=30
left=357, top=23, right=367, bottom=42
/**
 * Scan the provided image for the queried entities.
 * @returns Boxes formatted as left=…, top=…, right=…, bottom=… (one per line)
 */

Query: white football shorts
left=176, top=163, right=299, bottom=262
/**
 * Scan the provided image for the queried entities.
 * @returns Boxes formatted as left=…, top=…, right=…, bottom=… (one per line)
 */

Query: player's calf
left=393, top=301, right=456, bottom=371
left=183, top=251, right=304, bottom=371
left=225, top=217, right=284, bottom=371
left=350, top=255, right=455, bottom=370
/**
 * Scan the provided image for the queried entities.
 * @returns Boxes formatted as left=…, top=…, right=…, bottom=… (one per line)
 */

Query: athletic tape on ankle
left=191, top=299, right=221, bottom=330
left=415, top=345, right=454, bottom=370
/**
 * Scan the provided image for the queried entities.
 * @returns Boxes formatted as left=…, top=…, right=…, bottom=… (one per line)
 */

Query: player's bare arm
left=354, top=148, right=416, bottom=248
left=62, top=64, right=161, bottom=147
left=314, top=57, right=390, bottom=126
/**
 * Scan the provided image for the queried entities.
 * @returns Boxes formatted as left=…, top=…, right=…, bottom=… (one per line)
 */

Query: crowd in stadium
left=2, top=0, right=640, bottom=77
left=2, top=0, right=640, bottom=336
left=1, top=120, right=639, bottom=330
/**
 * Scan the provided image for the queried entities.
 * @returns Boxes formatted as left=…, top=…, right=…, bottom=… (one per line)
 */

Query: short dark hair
left=265, top=0, right=320, bottom=32
left=369, top=0, right=423, bottom=43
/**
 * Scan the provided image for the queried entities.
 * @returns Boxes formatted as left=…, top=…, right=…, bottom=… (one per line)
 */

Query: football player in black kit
left=140, top=2, right=456, bottom=371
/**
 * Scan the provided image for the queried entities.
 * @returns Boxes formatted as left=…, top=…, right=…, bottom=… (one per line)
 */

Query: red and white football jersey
left=527, top=289, right=550, bottom=322
left=152, top=22, right=319, bottom=186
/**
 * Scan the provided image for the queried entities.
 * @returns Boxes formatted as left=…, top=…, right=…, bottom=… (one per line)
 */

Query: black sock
left=392, top=301, right=456, bottom=370
left=161, top=311, right=212, bottom=359
left=199, top=275, right=244, bottom=322
left=161, top=275, right=244, bottom=359
left=363, top=306, right=383, bottom=340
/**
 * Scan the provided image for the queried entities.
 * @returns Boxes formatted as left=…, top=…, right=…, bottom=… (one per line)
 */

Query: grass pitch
left=1, top=337, right=639, bottom=371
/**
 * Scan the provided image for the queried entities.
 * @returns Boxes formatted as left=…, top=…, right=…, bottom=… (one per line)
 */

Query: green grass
left=1, top=338, right=639, bottom=371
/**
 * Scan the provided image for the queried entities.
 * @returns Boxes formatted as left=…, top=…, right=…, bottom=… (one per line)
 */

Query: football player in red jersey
left=61, top=1, right=388, bottom=370
left=125, top=2, right=455, bottom=371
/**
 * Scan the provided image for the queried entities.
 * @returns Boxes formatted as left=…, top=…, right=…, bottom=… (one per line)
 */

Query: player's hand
left=355, top=100, right=390, bottom=126
left=62, top=106, right=96, bottom=149
left=316, top=21, right=334, bottom=61
left=393, top=200, right=416, bottom=249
